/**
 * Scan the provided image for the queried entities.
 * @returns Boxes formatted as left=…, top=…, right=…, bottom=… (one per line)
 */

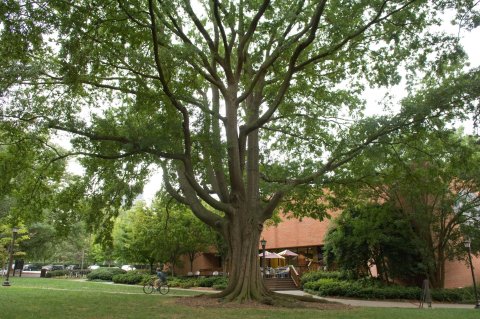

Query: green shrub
left=301, top=271, right=344, bottom=286
left=165, top=277, right=182, bottom=287
left=112, top=272, right=150, bottom=285
left=431, top=287, right=475, bottom=302
left=212, top=277, right=228, bottom=290
left=87, top=268, right=125, bottom=281
left=158, top=276, right=227, bottom=290
left=304, top=278, right=423, bottom=300
left=197, top=276, right=227, bottom=287
left=166, top=277, right=198, bottom=288
left=179, top=279, right=197, bottom=288
left=303, top=277, right=476, bottom=302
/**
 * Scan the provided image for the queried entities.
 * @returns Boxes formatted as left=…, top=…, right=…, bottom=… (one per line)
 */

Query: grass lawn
left=0, top=277, right=478, bottom=319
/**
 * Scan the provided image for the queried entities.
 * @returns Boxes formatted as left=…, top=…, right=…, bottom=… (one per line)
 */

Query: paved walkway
left=275, top=290, right=476, bottom=309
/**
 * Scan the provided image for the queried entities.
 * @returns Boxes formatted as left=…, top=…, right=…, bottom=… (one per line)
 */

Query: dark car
left=23, top=264, right=42, bottom=271
left=42, top=265, right=65, bottom=271
left=66, top=265, right=80, bottom=270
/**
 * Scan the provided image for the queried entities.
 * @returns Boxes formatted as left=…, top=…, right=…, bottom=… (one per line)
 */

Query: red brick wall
left=260, top=214, right=334, bottom=249
left=174, top=253, right=222, bottom=276
left=444, top=258, right=480, bottom=288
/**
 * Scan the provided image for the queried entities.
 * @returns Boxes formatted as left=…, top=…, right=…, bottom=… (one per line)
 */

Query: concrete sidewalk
left=276, top=290, right=476, bottom=309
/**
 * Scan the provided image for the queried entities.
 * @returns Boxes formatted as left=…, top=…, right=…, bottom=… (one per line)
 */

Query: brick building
left=260, top=214, right=480, bottom=289
left=174, top=213, right=480, bottom=289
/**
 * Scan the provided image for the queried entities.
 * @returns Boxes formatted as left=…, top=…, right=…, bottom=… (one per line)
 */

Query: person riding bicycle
left=143, top=264, right=170, bottom=295
left=155, top=264, right=168, bottom=287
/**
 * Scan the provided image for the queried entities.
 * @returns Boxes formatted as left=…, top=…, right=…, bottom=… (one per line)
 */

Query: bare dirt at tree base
left=175, top=294, right=352, bottom=310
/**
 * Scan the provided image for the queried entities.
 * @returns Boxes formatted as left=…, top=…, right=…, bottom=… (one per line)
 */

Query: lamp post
left=2, top=227, right=19, bottom=287
left=464, top=237, right=480, bottom=309
left=260, top=238, right=266, bottom=277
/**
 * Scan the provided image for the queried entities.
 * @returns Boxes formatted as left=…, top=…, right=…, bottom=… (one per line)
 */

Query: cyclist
left=155, top=264, right=167, bottom=287
left=143, top=264, right=170, bottom=295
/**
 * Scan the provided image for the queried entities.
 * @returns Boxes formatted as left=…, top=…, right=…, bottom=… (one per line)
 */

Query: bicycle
left=143, top=278, right=170, bottom=295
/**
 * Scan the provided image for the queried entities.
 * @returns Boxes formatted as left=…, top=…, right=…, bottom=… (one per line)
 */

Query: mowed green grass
left=0, top=277, right=478, bottom=319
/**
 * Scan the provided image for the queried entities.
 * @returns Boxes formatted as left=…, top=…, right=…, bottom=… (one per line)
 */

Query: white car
left=88, top=265, right=100, bottom=270
left=121, top=265, right=136, bottom=271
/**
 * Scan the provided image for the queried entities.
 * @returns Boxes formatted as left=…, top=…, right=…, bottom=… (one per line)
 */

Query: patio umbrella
left=278, top=249, right=298, bottom=265
left=258, top=250, right=271, bottom=257
left=258, top=251, right=285, bottom=259
left=259, top=251, right=285, bottom=268
left=265, top=252, right=285, bottom=259
left=278, top=249, right=298, bottom=257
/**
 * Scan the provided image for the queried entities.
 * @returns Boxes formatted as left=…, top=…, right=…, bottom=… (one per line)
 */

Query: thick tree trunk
left=214, top=209, right=272, bottom=302
left=431, top=250, right=446, bottom=289
left=149, top=260, right=154, bottom=274
left=188, top=252, right=195, bottom=273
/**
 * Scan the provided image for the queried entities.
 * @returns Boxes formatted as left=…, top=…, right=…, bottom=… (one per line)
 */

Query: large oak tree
left=1, top=0, right=480, bottom=301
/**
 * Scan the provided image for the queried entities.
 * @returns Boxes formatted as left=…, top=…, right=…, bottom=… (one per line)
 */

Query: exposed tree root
left=175, top=293, right=349, bottom=310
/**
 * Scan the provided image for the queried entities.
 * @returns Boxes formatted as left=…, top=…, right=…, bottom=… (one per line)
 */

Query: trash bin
left=40, top=269, right=47, bottom=278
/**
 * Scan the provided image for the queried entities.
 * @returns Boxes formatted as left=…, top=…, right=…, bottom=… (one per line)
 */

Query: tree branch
left=294, top=0, right=415, bottom=71
left=241, top=0, right=327, bottom=136
left=235, top=0, right=270, bottom=80
left=47, top=123, right=185, bottom=160
left=212, top=0, right=233, bottom=82
left=148, top=0, right=192, bottom=160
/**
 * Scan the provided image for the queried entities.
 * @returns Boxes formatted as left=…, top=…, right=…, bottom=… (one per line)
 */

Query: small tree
left=329, top=129, right=480, bottom=288
left=19, top=222, right=56, bottom=262
left=113, top=202, right=164, bottom=272
left=182, top=214, right=216, bottom=273
left=151, top=198, right=216, bottom=276
left=324, top=203, right=425, bottom=284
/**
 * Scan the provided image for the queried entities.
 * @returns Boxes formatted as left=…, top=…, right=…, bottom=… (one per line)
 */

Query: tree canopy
left=1, top=0, right=480, bottom=301
left=324, top=203, right=425, bottom=284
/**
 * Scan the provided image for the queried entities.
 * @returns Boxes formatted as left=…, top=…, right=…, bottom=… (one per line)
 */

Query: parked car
left=23, top=264, right=42, bottom=271
left=88, top=265, right=100, bottom=270
left=66, top=265, right=80, bottom=270
left=121, top=265, right=136, bottom=271
left=42, top=265, right=65, bottom=271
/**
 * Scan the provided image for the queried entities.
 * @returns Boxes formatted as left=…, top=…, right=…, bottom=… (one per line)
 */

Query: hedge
left=166, top=276, right=228, bottom=290
left=301, top=271, right=344, bottom=285
left=211, top=277, right=228, bottom=290
left=197, top=276, right=227, bottom=287
left=431, top=287, right=476, bottom=303
left=112, top=272, right=150, bottom=285
left=303, top=276, right=476, bottom=302
left=87, top=268, right=126, bottom=281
